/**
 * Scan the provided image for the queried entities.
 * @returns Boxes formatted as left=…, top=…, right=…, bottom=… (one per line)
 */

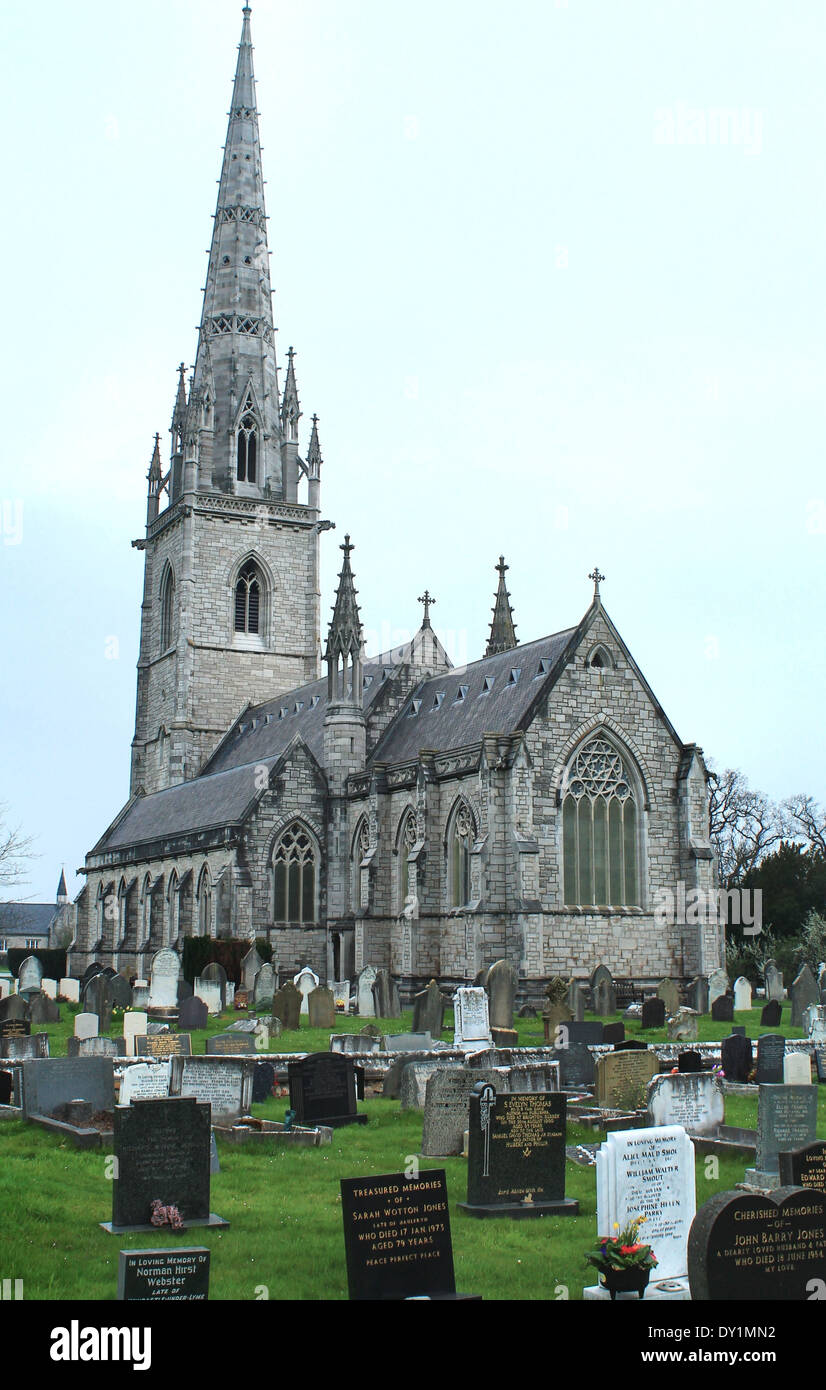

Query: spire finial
left=418, top=590, right=436, bottom=627
left=485, top=555, right=518, bottom=656
left=589, top=566, right=606, bottom=599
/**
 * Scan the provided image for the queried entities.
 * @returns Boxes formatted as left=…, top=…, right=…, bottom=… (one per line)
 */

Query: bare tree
left=707, top=766, right=783, bottom=888
left=782, top=794, right=826, bottom=858
left=0, top=803, right=38, bottom=901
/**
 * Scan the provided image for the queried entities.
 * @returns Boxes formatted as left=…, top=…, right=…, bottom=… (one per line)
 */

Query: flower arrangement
left=585, top=1216, right=658, bottom=1276
left=150, top=1199, right=184, bottom=1230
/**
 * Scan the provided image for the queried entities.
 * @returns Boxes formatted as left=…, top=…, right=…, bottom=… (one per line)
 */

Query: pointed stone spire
left=171, top=362, right=188, bottom=445
left=306, top=413, right=322, bottom=510
left=280, top=346, right=301, bottom=438
left=325, top=535, right=364, bottom=706
left=56, top=867, right=68, bottom=904
left=188, top=4, right=282, bottom=495
left=146, top=433, right=164, bottom=524
left=147, top=433, right=162, bottom=486
left=485, top=556, right=518, bottom=656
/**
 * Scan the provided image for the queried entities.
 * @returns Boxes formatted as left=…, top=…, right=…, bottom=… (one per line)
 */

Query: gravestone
left=678, top=1050, right=703, bottom=1073
left=59, top=978, right=80, bottom=1004
left=686, top=976, right=709, bottom=1015
left=412, top=980, right=445, bottom=1038
left=591, top=965, right=616, bottom=1016
left=294, top=966, right=320, bottom=1016
left=761, top=1000, right=782, bottom=1027
left=177, top=979, right=193, bottom=1004
left=104, top=1097, right=227, bottom=1232
left=485, top=959, right=517, bottom=1030
left=372, top=969, right=401, bottom=1019
left=131, top=981, right=150, bottom=1009
left=688, top=1188, right=826, bottom=1300
left=597, top=1125, right=696, bottom=1280
left=0, top=995, right=27, bottom=1024
left=331, top=979, right=350, bottom=1013
left=177, top=996, right=208, bottom=1033
left=109, top=974, right=133, bottom=1010
left=148, top=950, right=180, bottom=1013
left=253, top=963, right=275, bottom=1009
left=646, top=1072, right=725, bottom=1136
left=340, top=1170, right=457, bottom=1301
left=240, top=947, right=263, bottom=995
left=118, top=1247, right=210, bottom=1301
left=641, top=998, right=665, bottom=1030
left=542, top=1002, right=573, bottom=1044
left=752, top=1084, right=818, bottom=1179
left=733, top=976, right=752, bottom=1012
left=20, top=1057, right=114, bottom=1119
left=0, top=1033, right=49, bottom=1060
left=74, top=1012, right=99, bottom=1041
left=755, top=1034, right=785, bottom=1085
left=272, top=982, right=301, bottom=1031
left=135, top=1033, right=191, bottom=1059
left=614, top=1040, right=650, bottom=1051
left=252, top=1061, right=275, bottom=1104
left=307, top=986, right=336, bottom=1030
left=667, top=1008, right=699, bottom=1042
left=763, top=959, right=784, bottom=1004
left=720, top=1034, right=753, bottom=1083
left=460, top=1084, right=578, bottom=1217
left=41, top=978, right=57, bottom=999
left=400, top=1060, right=454, bottom=1111
left=288, top=1053, right=365, bottom=1128
left=657, top=978, right=680, bottom=1016
left=778, top=1140, right=826, bottom=1193
left=602, top=1022, right=625, bottom=1047
left=0, top=1018, right=30, bottom=1040
left=815, top=1046, right=826, bottom=1083
left=783, top=1052, right=812, bottom=1085
left=205, top=1033, right=256, bottom=1056
left=79, top=1037, right=121, bottom=1058
left=81, top=962, right=103, bottom=984
left=384, top=1032, right=433, bottom=1052
left=170, top=1056, right=252, bottom=1121
left=594, top=1049, right=658, bottom=1111
left=201, top=961, right=228, bottom=1009
left=119, top=1061, right=172, bottom=1104
left=29, top=994, right=60, bottom=1025
left=123, top=1012, right=148, bottom=1057
left=806, top=1006, right=826, bottom=1042
left=708, top=969, right=729, bottom=1007
left=356, top=965, right=377, bottom=1017
left=567, top=980, right=585, bottom=1022
left=791, top=964, right=819, bottom=1029
left=194, top=980, right=223, bottom=1016
left=711, top=995, right=733, bottom=1023
left=18, top=956, right=43, bottom=992
left=84, top=975, right=113, bottom=1030
left=453, top=987, right=493, bottom=1051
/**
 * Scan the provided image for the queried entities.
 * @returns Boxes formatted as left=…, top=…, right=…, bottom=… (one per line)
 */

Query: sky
left=0, top=0, right=824, bottom=903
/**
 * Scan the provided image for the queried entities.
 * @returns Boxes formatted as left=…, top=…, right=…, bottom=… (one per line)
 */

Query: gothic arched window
left=397, top=810, right=417, bottom=910
left=351, top=817, right=370, bottom=912
left=234, top=560, right=261, bottom=635
left=197, top=865, right=212, bottom=936
left=562, top=736, right=640, bottom=907
left=273, top=823, right=317, bottom=923
left=160, top=565, right=175, bottom=651
left=448, top=801, right=475, bottom=909
left=237, top=414, right=257, bottom=483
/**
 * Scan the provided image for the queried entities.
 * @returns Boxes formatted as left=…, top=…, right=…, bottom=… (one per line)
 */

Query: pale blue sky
left=1, top=0, right=824, bottom=901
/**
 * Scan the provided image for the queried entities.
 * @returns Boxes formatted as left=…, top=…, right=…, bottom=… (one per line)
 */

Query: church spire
left=146, top=433, right=164, bottom=524
left=325, top=535, right=364, bottom=705
left=485, top=556, right=518, bottom=656
left=171, top=362, right=188, bottom=448
left=188, top=4, right=282, bottom=496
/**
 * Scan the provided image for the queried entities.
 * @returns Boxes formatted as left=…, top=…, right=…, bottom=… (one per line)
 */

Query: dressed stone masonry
left=73, top=7, right=719, bottom=1003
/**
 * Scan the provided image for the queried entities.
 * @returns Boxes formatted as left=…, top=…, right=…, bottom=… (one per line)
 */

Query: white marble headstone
left=293, top=966, right=320, bottom=1016
left=357, top=965, right=377, bottom=1017
left=453, top=986, right=492, bottom=1051
left=733, top=976, right=752, bottom=1011
left=40, top=978, right=57, bottom=999
left=194, top=979, right=223, bottom=1016
left=118, top=1060, right=172, bottom=1104
left=18, top=956, right=44, bottom=991
left=646, top=1072, right=725, bottom=1136
left=74, top=1012, right=99, bottom=1041
left=123, top=1011, right=149, bottom=1057
left=148, top=949, right=180, bottom=1010
left=596, top=1125, right=696, bottom=1281
left=805, top=1006, right=826, bottom=1042
left=708, top=969, right=729, bottom=1007
left=59, top=978, right=80, bottom=1003
left=784, top=1052, right=813, bottom=1085
left=0, top=979, right=11, bottom=1000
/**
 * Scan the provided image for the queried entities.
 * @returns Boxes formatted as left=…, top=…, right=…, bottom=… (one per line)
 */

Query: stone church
left=71, top=8, right=722, bottom=998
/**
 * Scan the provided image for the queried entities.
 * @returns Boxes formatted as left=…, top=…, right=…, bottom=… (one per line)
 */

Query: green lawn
left=0, top=998, right=819, bottom=1300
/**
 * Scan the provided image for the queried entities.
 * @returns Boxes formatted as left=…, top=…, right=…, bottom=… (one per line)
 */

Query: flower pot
left=600, top=1267, right=650, bottom=1301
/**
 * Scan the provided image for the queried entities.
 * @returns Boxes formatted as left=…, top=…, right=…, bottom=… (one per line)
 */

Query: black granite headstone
left=603, top=1022, right=625, bottom=1047
left=205, top=1033, right=256, bottom=1056
left=105, top=1097, right=228, bottom=1233
left=816, top=1046, right=826, bottom=1084
left=118, top=1246, right=210, bottom=1301
left=721, top=1034, right=753, bottom=1082
left=614, top=1040, right=650, bottom=1052
left=288, top=1053, right=366, bottom=1128
left=135, top=1034, right=192, bottom=1059
left=711, top=995, right=734, bottom=1023
left=761, top=1001, right=782, bottom=1027
left=177, top=996, right=208, bottom=1032
left=688, top=1188, right=826, bottom=1300
left=778, top=1141, right=826, bottom=1193
left=81, top=963, right=103, bottom=983
left=551, top=1040, right=596, bottom=1086
left=732, top=1025, right=746, bottom=1037
left=0, top=996, right=28, bottom=1024
left=460, top=1084, right=578, bottom=1218
left=755, top=1034, right=785, bottom=1085
left=678, top=1049, right=703, bottom=1073
left=564, top=1021, right=604, bottom=1046
left=252, top=1061, right=275, bottom=1104
left=641, top=998, right=666, bottom=1030
left=340, top=1170, right=457, bottom=1300
left=177, top=979, right=194, bottom=1004
left=108, top=974, right=133, bottom=1010
left=0, top=1019, right=30, bottom=1039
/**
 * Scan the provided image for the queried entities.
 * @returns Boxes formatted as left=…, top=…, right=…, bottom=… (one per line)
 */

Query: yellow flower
left=613, top=1222, right=619, bottom=1230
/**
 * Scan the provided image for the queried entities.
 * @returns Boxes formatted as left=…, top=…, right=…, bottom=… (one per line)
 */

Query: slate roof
left=0, top=903, right=56, bottom=936
left=371, top=628, right=577, bottom=765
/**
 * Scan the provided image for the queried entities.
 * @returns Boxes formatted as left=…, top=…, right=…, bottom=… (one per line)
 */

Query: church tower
left=131, top=6, right=325, bottom=795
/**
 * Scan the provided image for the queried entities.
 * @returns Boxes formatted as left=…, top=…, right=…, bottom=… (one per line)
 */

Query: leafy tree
left=742, top=841, right=826, bottom=939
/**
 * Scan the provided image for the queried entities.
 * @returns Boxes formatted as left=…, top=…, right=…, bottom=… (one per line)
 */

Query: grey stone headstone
left=177, top=996, right=209, bottom=1032
left=421, top=1066, right=504, bottom=1156
left=412, top=980, right=445, bottom=1037
left=485, top=959, right=517, bottom=1030
left=687, top=976, right=709, bottom=1014
left=28, top=994, right=60, bottom=1026
left=646, top=1071, right=725, bottom=1136
left=552, top=1040, right=596, bottom=1087
left=253, top=963, right=276, bottom=1009
left=148, top=949, right=181, bottom=1012
left=119, top=1061, right=172, bottom=1104
left=791, top=964, right=819, bottom=1029
left=272, top=982, right=301, bottom=1031
left=657, top=978, right=680, bottom=1016
left=307, top=986, right=336, bottom=1030
left=763, top=960, right=784, bottom=1004
left=356, top=965, right=377, bottom=1017
left=384, top=1032, right=433, bottom=1052
left=83, top=975, right=113, bottom=1029
left=372, top=969, right=401, bottom=1019
left=591, top=965, right=616, bottom=1016
left=755, top=1034, right=785, bottom=1085
left=18, top=956, right=44, bottom=992
left=241, top=947, right=263, bottom=994
left=708, top=969, right=729, bottom=1007
left=169, top=1056, right=252, bottom=1121
left=79, top=1037, right=120, bottom=1058
left=567, top=980, right=585, bottom=1022
left=0, top=1032, right=49, bottom=1060
left=756, top=1084, right=818, bottom=1174
left=20, top=1057, right=114, bottom=1119
left=0, top=995, right=28, bottom=1024
left=667, top=1008, right=698, bottom=1042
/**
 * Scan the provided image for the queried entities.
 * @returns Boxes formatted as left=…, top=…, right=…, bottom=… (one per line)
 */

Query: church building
left=71, top=8, right=722, bottom=998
